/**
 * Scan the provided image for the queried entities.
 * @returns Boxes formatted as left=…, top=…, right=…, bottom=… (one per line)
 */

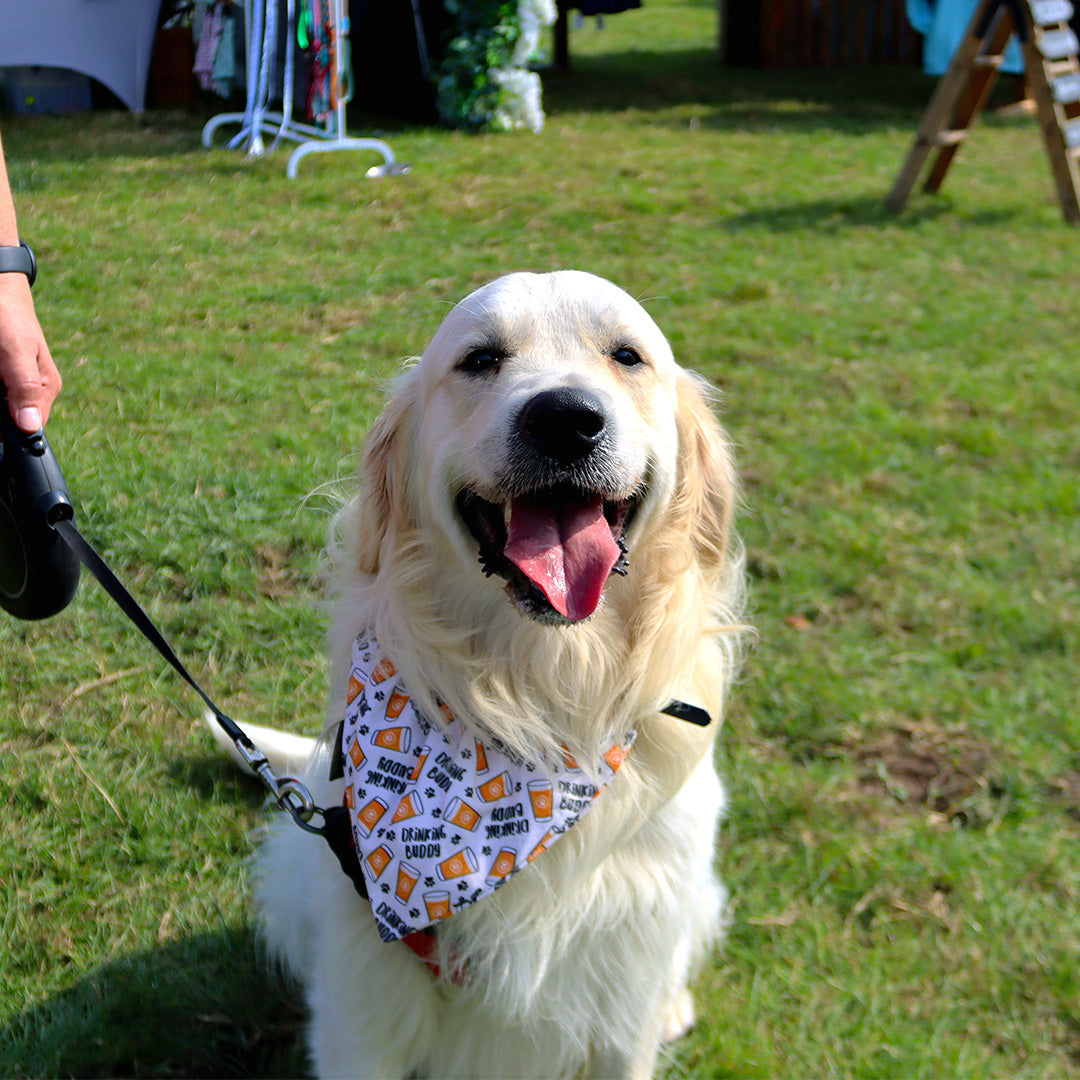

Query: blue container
left=1, top=66, right=93, bottom=115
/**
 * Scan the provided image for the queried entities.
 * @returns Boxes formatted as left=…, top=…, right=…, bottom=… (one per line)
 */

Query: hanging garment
left=211, top=5, right=238, bottom=97
left=304, top=0, right=333, bottom=122
left=906, top=0, right=1024, bottom=74
left=193, top=2, right=224, bottom=91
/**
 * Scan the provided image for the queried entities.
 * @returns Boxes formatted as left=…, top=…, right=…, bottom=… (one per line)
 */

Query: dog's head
left=353, top=271, right=733, bottom=631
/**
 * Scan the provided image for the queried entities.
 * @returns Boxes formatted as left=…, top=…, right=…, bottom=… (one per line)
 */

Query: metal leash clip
left=226, top=729, right=324, bottom=833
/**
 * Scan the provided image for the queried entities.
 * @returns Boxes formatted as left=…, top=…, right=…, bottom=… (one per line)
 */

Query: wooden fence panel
left=721, top=0, right=924, bottom=67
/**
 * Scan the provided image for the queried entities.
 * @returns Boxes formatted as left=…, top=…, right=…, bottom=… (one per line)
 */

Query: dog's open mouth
left=457, top=485, right=635, bottom=623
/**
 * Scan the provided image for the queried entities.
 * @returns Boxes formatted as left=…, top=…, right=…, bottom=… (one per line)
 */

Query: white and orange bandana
left=340, top=631, right=636, bottom=943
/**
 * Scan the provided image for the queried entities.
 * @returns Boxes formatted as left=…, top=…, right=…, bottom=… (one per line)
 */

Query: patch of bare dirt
left=853, top=720, right=1000, bottom=826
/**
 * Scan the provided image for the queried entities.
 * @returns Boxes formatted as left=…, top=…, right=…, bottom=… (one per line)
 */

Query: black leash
left=49, top=511, right=327, bottom=835
left=48, top=511, right=365, bottom=884
left=51, top=520, right=365, bottom=892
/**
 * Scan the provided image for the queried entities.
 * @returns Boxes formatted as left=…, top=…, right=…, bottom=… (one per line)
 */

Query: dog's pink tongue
left=504, top=494, right=620, bottom=621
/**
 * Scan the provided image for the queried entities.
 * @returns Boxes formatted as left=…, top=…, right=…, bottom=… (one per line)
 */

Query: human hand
left=0, top=271, right=61, bottom=432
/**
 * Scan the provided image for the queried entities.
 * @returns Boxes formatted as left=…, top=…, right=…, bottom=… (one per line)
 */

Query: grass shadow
left=0, top=927, right=305, bottom=1079
left=168, top=753, right=272, bottom=811
left=3, top=108, right=210, bottom=165
left=720, top=193, right=1024, bottom=232
left=544, top=50, right=938, bottom=128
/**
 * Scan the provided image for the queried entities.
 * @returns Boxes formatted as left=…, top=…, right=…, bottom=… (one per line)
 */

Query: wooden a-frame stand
left=887, top=0, right=1080, bottom=223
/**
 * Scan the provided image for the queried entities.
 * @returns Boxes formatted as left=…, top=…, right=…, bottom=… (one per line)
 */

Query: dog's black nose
left=518, top=388, right=607, bottom=464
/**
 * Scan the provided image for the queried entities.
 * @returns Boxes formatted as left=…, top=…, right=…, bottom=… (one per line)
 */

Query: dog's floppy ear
left=672, top=369, right=736, bottom=575
left=354, top=375, right=418, bottom=575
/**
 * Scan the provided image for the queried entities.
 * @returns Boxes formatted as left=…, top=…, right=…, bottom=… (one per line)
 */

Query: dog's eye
left=458, top=347, right=503, bottom=375
left=612, top=346, right=644, bottom=367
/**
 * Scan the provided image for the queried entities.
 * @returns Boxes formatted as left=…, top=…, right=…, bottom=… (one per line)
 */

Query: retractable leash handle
left=0, top=389, right=81, bottom=619
left=0, top=389, right=324, bottom=834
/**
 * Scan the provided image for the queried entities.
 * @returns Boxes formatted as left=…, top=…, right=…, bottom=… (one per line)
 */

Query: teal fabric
left=906, top=0, right=1025, bottom=74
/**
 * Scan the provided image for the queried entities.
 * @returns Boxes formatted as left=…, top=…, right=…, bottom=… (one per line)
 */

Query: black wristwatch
left=0, top=242, right=36, bottom=288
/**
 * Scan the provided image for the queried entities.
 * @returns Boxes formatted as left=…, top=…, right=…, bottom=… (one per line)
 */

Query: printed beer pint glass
left=347, top=673, right=364, bottom=704
left=396, top=862, right=420, bottom=903
left=485, top=846, right=517, bottom=886
left=437, top=847, right=479, bottom=881
left=527, top=779, right=553, bottom=821
left=364, top=844, right=393, bottom=881
left=528, top=830, right=553, bottom=863
left=391, top=791, right=424, bottom=823
left=604, top=743, right=628, bottom=772
left=445, top=796, right=481, bottom=831
left=424, top=890, right=452, bottom=921
left=373, top=725, right=411, bottom=753
left=348, top=737, right=366, bottom=768
left=409, top=749, right=429, bottom=781
left=478, top=770, right=512, bottom=802
left=357, top=796, right=389, bottom=837
left=371, top=656, right=396, bottom=683
left=474, top=739, right=489, bottom=774
left=385, top=686, right=410, bottom=719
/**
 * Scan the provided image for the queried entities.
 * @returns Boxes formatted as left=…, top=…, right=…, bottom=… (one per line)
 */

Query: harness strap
left=320, top=803, right=369, bottom=893
left=320, top=795, right=464, bottom=981
left=660, top=699, right=711, bottom=727
left=401, top=928, right=463, bottom=982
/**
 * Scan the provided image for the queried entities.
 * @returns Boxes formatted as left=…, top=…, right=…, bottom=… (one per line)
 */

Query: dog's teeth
left=503, top=502, right=512, bottom=530
left=613, top=537, right=630, bottom=576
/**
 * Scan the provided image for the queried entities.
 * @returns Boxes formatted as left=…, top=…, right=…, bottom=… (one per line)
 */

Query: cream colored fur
left=250, top=271, right=746, bottom=1079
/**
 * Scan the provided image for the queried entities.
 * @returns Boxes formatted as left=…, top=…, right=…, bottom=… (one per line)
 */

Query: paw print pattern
left=340, top=631, right=638, bottom=943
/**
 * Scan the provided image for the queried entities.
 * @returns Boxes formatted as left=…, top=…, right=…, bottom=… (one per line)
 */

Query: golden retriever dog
left=241, top=271, right=746, bottom=1079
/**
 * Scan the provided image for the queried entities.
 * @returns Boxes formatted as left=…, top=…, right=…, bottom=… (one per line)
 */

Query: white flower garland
left=491, top=0, right=557, bottom=133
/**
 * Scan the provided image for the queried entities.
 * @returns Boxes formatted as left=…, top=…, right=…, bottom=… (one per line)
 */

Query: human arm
left=0, top=128, right=61, bottom=432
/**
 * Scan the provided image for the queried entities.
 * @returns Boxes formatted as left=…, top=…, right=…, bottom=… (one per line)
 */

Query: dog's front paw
left=660, top=987, right=696, bottom=1044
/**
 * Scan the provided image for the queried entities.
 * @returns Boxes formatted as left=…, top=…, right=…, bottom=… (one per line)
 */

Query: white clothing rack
left=201, top=0, right=409, bottom=179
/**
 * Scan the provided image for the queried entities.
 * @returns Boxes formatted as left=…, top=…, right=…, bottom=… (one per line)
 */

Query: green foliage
left=435, top=0, right=522, bottom=130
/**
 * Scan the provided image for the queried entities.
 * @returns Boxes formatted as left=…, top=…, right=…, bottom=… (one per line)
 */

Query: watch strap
left=0, top=242, right=36, bottom=287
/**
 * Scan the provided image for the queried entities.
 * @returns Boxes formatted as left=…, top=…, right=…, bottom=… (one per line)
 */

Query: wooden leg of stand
left=885, top=0, right=1012, bottom=211
left=555, top=2, right=570, bottom=74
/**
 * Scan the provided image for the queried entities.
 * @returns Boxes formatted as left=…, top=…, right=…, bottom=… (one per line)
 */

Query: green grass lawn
left=2, top=0, right=1079, bottom=1075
